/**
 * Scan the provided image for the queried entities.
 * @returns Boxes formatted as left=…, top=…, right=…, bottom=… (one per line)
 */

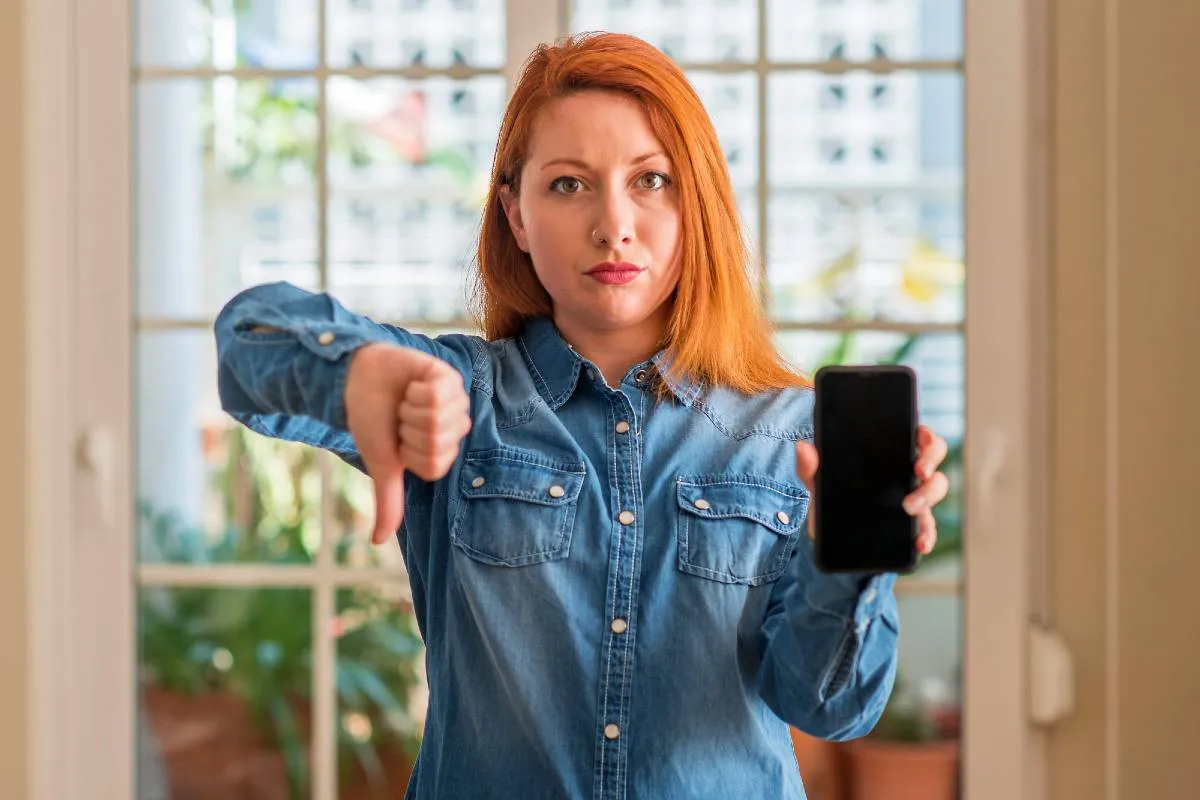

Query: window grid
left=131, top=2, right=963, bottom=797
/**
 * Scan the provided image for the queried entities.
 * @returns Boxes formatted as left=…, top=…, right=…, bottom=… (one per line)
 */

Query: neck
left=553, top=309, right=669, bottom=388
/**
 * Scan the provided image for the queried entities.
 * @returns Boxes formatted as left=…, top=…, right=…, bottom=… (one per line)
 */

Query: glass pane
left=766, top=71, right=962, bottom=322
left=767, top=0, right=963, bottom=62
left=135, top=0, right=319, bottom=69
left=135, top=79, right=319, bottom=320
left=137, top=331, right=322, bottom=565
left=571, top=0, right=759, bottom=64
left=688, top=71, right=760, bottom=243
left=327, top=0, right=506, bottom=69
left=139, top=587, right=314, bottom=798
left=327, top=76, right=506, bottom=322
left=334, top=586, right=426, bottom=797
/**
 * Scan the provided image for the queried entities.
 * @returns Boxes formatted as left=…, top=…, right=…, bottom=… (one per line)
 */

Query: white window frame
left=23, top=0, right=1050, bottom=797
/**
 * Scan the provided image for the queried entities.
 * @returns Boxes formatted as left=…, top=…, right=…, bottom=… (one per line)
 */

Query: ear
left=498, top=185, right=530, bottom=253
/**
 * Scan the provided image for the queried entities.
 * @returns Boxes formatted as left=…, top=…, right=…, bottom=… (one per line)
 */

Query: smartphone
left=813, top=365, right=919, bottom=574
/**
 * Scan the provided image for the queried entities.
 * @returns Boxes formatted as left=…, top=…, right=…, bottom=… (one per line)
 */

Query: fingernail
left=903, top=496, right=926, bottom=515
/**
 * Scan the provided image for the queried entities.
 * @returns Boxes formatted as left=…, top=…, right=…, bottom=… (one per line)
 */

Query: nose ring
left=592, top=229, right=607, bottom=245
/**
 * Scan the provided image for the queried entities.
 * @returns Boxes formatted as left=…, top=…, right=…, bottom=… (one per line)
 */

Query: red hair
left=470, top=32, right=808, bottom=395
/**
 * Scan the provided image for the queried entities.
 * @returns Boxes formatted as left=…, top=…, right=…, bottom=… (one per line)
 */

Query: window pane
left=775, top=330, right=963, bottom=439
left=767, top=71, right=962, bottom=322
left=571, top=0, right=759, bottom=64
left=766, top=0, right=963, bottom=62
left=333, top=586, right=426, bottom=797
left=327, top=76, right=506, bottom=322
left=688, top=71, right=760, bottom=242
left=135, top=0, right=319, bottom=69
left=137, top=331, right=322, bottom=565
left=135, top=79, right=319, bottom=320
left=327, top=0, right=506, bottom=69
left=139, top=587, right=314, bottom=798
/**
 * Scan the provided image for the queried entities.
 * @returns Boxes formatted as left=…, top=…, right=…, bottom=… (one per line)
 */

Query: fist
left=344, top=343, right=472, bottom=543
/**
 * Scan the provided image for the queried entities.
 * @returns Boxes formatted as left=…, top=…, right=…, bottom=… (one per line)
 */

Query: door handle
left=76, top=426, right=116, bottom=529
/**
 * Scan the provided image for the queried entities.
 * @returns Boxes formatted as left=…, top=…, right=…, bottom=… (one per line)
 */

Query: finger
left=398, top=394, right=471, bottom=431
left=915, top=511, right=938, bottom=554
left=398, top=415, right=471, bottom=455
left=915, top=426, right=948, bottom=480
left=403, top=375, right=468, bottom=409
left=903, top=470, right=949, bottom=515
left=371, top=468, right=406, bottom=545
left=795, top=440, right=819, bottom=491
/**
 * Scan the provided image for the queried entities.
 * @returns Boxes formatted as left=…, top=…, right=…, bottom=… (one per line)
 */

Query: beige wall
left=1051, top=0, right=1200, bottom=798
left=0, top=0, right=28, bottom=798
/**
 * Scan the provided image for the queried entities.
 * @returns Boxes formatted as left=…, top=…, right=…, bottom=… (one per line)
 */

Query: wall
left=1051, top=0, right=1200, bottom=797
left=0, top=0, right=29, bottom=797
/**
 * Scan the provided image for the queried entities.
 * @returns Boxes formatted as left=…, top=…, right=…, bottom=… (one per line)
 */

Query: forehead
left=527, top=90, right=667, bottom=162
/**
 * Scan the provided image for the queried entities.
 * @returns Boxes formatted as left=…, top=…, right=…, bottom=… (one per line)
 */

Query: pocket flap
left=676, top=475, right=807, bottom=536
left=460, top=451, right=586, bottom=507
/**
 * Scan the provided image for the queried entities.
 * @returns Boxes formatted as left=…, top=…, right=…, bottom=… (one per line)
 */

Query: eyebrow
left=538, top=151, right=668, bottom=171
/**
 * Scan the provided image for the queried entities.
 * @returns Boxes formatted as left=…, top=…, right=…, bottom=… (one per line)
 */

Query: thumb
left=371, top=465, right=406, bottom=545
left=795, top=439, right=819, bottom=492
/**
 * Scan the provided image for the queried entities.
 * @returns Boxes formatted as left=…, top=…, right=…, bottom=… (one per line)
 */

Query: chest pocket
left=676, top=475, right=808, bottom=586
left=450, top=449, right=586, bottom=567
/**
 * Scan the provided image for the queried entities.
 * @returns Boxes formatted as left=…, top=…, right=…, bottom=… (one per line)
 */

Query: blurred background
left=131, top=1, right=965, bottom=797
left=2, top=0, right=1199, bottom=799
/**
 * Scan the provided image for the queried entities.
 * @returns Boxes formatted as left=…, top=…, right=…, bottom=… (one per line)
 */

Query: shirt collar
left=516, top=317, right=703, bottom=410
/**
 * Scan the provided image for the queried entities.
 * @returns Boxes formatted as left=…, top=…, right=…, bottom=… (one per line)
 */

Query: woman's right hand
left=344, top=343, right=472, bottom=544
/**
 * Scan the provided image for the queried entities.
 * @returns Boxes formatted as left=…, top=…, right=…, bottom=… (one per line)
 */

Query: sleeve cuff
left=798, top=535, right=898, bottom=630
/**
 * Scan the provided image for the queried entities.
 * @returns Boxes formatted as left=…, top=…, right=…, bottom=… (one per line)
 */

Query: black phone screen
left=813, top=366, right=918, bottom=573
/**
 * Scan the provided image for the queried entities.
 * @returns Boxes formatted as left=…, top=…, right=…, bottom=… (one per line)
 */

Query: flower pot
left=790, top=727, right=845, bottom=800
left=142, top=687, right=414, bottom=799
left=845, top=738, right=959, bottom=800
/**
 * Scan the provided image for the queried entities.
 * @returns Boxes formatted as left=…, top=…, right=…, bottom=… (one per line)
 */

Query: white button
left=610, top=618, right=628, bottom=634
left=317, top=331, right=335, bottom=346
left=634, top=369, right=648, bottom=384
left=471, top=476, right=486, bottom=488
left=864, top=589, right=877, bottom=603
left=776, top=511, right=791, bottom=525
left=615, top=421, right=631, bottom=434
left=618, top=511, right=635, bottom=525
left=548, top=484, right=566, bottom=498
left=604, top=724, right=621, bottom=740
left=694, top=498, right=711, bottom=511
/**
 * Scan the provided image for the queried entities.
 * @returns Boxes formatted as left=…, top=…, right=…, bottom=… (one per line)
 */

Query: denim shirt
left=215, top=282, right=899, bottom=800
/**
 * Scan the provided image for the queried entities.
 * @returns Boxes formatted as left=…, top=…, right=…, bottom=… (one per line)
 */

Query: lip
left=586, top=261, right=644, bottom=285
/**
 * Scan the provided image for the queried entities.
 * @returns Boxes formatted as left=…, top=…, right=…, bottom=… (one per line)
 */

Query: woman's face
left=501, top=90, right=683, bottom=337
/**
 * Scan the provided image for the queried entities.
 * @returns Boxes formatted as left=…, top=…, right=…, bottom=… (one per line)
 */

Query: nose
left=592, top=188, right=635, bottom=247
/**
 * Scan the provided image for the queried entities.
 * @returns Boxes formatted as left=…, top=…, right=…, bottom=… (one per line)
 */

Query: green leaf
left=267, top=696, right=309, bottom=800
left=339, top=660, right=407, bottom=720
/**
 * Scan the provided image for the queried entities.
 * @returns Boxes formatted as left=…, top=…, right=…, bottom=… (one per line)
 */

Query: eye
left=549, top=176, right=583, bottom=194
left=637, top=171, right=671, bottom=190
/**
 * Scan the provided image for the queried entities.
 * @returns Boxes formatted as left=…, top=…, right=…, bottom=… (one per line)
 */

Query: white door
left=34, top=0, right=1047, bottom=797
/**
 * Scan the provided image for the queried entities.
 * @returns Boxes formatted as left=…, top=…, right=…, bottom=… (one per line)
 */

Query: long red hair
left=470, top=32, right=808, bottom=395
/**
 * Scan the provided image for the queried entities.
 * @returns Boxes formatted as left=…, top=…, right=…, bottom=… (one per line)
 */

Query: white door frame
left=23, top=0, right=1052, bottom=797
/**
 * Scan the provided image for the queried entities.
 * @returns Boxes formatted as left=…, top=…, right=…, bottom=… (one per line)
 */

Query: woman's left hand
left=795, top=424, right=951, bottom=556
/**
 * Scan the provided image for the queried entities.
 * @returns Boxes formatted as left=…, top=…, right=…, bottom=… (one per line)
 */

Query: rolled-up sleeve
left=214, top=281, right=481, bottom=463
left=755, top=531, right=900, bottom=741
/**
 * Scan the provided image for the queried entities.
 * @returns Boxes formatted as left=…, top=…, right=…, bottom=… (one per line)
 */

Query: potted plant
left=139, top=425, right=426, bottom=799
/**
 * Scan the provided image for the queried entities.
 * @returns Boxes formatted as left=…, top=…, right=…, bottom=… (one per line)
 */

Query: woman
left=216, top=32, right=949, bottom=800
